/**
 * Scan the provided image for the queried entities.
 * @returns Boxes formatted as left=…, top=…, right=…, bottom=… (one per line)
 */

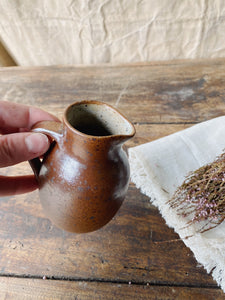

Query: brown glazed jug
left=30, top=101, right=135, bottom=233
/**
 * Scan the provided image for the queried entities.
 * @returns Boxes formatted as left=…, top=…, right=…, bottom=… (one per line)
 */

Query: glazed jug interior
left=65, top=101, right=134, bottom=137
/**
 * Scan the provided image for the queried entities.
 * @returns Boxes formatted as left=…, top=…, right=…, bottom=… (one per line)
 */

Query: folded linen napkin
left=128, top=116, right=225, bottom=292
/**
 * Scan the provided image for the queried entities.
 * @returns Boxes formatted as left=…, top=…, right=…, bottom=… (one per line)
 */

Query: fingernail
left=25, top=133, right=49, bottom=154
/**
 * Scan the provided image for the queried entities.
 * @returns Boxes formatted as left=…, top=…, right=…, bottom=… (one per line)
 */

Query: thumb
left=0, top=132, right=50, bottom=168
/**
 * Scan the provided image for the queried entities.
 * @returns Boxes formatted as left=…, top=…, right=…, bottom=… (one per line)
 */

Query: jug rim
left=64, top=100, right=136, bottom=139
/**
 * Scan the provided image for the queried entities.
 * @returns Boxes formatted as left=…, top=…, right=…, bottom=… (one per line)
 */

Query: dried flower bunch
left=169, top=152, right=225, bottom=233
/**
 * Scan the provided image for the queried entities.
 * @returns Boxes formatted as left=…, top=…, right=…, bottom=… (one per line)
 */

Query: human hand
left=0, top=101, right=59, bottom=196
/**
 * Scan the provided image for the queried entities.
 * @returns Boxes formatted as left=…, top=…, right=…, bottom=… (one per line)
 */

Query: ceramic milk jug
left=30, top=100, right=135, bottom=233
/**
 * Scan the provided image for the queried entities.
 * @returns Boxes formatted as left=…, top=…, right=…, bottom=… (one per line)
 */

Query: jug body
left=30, top=101, right=135, bottom=233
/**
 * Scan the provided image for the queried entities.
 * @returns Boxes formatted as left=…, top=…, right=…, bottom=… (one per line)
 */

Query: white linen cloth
left=129, top=116, right=225, bottom=292
left=0, top=0, right=225, bottom=66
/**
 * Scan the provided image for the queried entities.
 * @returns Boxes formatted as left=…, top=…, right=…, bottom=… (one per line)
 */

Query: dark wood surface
left=0, top=59, right=225, bottom=299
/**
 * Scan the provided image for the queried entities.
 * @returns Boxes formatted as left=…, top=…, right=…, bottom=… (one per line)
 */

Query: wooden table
left=0, top=59, right=225, bottom=299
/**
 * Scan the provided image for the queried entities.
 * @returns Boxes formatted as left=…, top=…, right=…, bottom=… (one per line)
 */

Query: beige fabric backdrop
left=0, top=0, right=225, bottom=67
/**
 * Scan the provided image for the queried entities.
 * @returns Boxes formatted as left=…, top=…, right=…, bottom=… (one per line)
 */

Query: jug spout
left=107, top=106, right=136, bottom=144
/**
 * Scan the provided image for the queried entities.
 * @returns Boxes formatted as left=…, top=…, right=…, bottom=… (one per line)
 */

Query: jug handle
left=29, top=121, right=63, bottom=178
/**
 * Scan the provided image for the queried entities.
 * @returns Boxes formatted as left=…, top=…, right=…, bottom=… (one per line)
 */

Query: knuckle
left=0, top=137, right=15, bottom=167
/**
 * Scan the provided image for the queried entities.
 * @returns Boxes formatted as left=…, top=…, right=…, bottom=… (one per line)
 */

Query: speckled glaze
left=30, top=101, right=135, bottom=233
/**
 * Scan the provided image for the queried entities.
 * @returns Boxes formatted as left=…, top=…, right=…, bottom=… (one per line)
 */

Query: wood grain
left=0, top=58, right=225, bottom=123
left=0, top=59, right=225, bottom=298
left=0, top=277, right=224, bottom=300
left=0, top=185, right=213, bottom=285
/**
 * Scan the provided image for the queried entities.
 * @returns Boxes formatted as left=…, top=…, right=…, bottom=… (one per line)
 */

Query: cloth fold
left=129, top=116, right=225, bottom=292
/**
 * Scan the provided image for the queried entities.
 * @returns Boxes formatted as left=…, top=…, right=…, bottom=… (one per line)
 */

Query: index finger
left=0, top=101, right=59, bottom=133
